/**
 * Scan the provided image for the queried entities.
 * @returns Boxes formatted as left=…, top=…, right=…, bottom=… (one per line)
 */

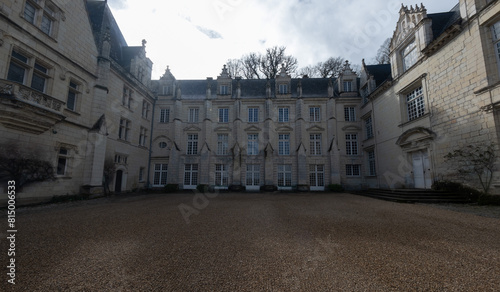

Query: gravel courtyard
left=1, top=192, right=500, bottom=291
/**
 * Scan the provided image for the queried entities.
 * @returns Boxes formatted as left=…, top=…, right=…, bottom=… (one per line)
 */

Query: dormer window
left=23, top=0, right=59, bottom=38
left=343, top=81, right=352, bottom=92
left=402, top=40, right=418, bottom=71
left=220, top=85, right=229, bottom=95
left=279, top=84, right=288, bottom=94
left=162, top=85, right=170, bottom=95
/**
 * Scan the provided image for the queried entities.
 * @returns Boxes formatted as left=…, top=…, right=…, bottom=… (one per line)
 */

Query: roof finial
left=142, top=39, right=147, bottom=47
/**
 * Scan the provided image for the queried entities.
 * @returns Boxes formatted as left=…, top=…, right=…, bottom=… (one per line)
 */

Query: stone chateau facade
left=1, top=0, right=500, bottom=204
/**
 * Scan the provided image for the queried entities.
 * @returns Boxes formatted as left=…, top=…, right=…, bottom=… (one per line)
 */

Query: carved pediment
left=275, top=125, right=293, bottom=132
left=214, top=126, right=232, bottom=132
left=306, top=125, right=325, bottom=132
left=396, top=127, right=435, bottom=148
left=183, top=125, right=201, bottom=132
left=244, top=125, right=262, bottom=132
left=54, top=142, right=79, bottom=154
left=342, top=125, right=362, bottom=132
left=153, top=135, right=172, bottom=143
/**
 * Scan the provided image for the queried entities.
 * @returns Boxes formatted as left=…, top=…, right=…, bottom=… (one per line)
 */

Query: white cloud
left=109, top=0, right=458, bottom=79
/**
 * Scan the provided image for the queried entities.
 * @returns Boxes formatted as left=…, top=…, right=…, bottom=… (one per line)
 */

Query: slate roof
left=365, top=64, right=392, bottom=87
left=427, top=5, right=461, bottom=41
left=152, top=78, right=342, bottom=99
left=86, top=0, right=144, bottom=71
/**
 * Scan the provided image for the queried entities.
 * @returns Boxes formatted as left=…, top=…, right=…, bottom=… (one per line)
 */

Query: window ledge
left=398, top=113, right=430, bottom=127
left=63, top=108, right=81, bottom=116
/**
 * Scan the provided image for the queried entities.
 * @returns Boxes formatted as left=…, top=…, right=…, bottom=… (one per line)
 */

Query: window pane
left=57, top=157, right=66, bottom=175
left=24, top=2, right=36, bottom=23
left=7, top=62, right=26, bottom=84
left=31, top=73, right=46, bottom=92
left=67, top=91, right=76, bottom=111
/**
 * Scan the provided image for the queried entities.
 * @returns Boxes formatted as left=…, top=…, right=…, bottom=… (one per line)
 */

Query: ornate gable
left=391, top=4, right=428, bottom=50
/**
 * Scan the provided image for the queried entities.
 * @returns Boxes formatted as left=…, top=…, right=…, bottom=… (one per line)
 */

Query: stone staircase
left=354, top=188, right=469, bottom=203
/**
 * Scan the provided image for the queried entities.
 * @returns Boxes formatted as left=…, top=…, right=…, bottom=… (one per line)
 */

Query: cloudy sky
left=107, top=0, right=459, bottom=79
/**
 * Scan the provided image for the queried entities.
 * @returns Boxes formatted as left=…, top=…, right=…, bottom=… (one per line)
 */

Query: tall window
left=220, top=85, right=229, bottom=95
left=309, top=134, right=322, bottom=155
left=162, top=85, right=170, bottom=95
left=153, top=164, right=168, bottom=186
left=402, top=40, right=418, bottom=71
left=246, top=164, right=260, bottom=186
left=142, top=100, right=150, bottom=119
left=7, top=51, right=28, bottom=84
left=367, top=150, right=376, bottom=176
left=24, top=0, right=58, bottom=37
left=118, top=118, right=131, bottom=141
left=278, top=165, right=292, bottom=187
left=31, top=62, right=49, bottom=92
left=344, top=107, right=356, bottom=121
left=309, top=165, right=324, bottom=187
left=66, top=81, right=80, bottom=111
left=218, top=108, right=229, bottom=123
left=492, top=21, right=500, bottom=69
left=160, top=108, right=170, bottom=123
left=139, top=167, right=145, bottom=182
left=346, top=164, right=361, bottom=176
left=184, top=164, right=198, bottom=186
left=41, top=5, right=55, bottom=35
left=187, top=134, right=198, bottom=155
left=247, top=134, right=259, bottom=155
left=346, top=134, right=358, bottom=155
left=139, top=127, right=148, bottom=146
left=123, top=87, right=133, bottom=110
left=56, top=148, right=68, bottom=176
left=406, top=86, right=425, bottom=121
left=365, top=116, right=374, bottom=139
left=7, top=51, right=51, bottom=93
left=310, top=107, right=320, bottom=122
left=24, top=1, right=36, bottom=24
left=188, top=108, right=199, bottom=123
left=248, top=108, right=259, bottom=123
left=279, top=84, right=288, bottom=94
left=279, top=134, right=290, bottom=155
left=217, top=134, right=229, bottom=155
left=343, top=81, right=352, bottom=92
left=215, top=164, right=229, bottom=186
left=278, top=107, right=289, bottom=122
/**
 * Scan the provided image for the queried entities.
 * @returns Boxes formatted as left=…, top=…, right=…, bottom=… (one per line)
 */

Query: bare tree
left=226, top=58, right=243, bottom=78
left=259, top=46, right=298, bottom=79
left=0, top=142, right=55, bottom=188
left=315, top=56, right=345, bottom=78
left=296, top=65, right=319, bottom=78
left=444, top=143, right=497, bottom=196
left=241, top=52, right=262, bottom=79
left=375, top=38, right=391, bottom=65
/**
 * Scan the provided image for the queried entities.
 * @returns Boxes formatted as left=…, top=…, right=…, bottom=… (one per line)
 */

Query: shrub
left=327, top=184, right=344, bottom=192
left=164, top=184, right=179, bottom=193
left=478, top=195, right=500, bottom=206
left=196, top=184, right=209, bottom=193
left=432, top=180, right=481, bottom=202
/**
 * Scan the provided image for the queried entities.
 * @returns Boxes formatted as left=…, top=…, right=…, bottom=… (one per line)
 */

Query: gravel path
left=1, top=192, right=500, bottom=291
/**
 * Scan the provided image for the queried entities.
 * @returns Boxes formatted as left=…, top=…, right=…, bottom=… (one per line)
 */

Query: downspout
left=146, top=95, right=156, bottom=190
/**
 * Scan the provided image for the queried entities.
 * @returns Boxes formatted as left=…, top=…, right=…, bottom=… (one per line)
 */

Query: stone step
left=355, top=189, right=469, bottom=203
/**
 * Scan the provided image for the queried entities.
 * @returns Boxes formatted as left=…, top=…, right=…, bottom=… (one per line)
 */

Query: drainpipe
left=146, top=95, right=156, bottom=190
